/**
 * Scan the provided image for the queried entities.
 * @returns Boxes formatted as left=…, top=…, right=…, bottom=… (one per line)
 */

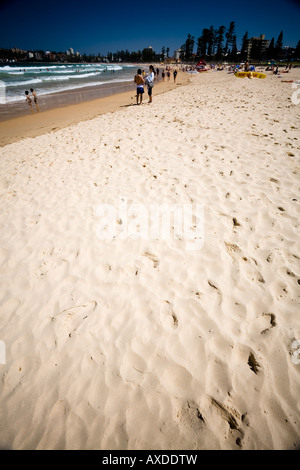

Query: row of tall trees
left=190, top=22, right=238, bottom=62
left=181, top=24, right=299, bottom=63
left=106, top=47, right=157, bottom=63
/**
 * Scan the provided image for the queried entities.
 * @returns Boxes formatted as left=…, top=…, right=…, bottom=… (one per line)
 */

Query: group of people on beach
left=161, top=67, right=177, bottom=82
left=25, top=88, right=39, bottom=112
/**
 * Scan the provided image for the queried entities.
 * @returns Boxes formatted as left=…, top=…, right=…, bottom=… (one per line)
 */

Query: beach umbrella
left=196, top=59, right=207, bottom=67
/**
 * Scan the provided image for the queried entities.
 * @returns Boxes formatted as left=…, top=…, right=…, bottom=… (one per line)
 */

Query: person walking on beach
left=146, top=65, right=155, bottom=104
left=25, top=90, right=33, bottom=113
left=134, top=68, right=145, bottom=105
left=173, top=69, right=177, bottom=82
left=30, top=88, right=39, bottom=111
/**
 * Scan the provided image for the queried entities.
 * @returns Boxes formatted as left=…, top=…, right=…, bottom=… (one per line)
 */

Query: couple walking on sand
left=134, top=65, right=155, bottom=105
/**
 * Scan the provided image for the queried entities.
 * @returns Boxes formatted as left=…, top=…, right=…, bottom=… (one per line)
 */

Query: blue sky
left=0, top=0, right=299, bottom=55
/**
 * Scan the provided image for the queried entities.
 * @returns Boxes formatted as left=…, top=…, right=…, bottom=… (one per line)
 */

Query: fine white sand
left=0, top=68, right=299, bottom=450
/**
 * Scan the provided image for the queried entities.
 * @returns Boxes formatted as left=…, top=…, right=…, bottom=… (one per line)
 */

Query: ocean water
left=0, top=63, right=137, bottom=104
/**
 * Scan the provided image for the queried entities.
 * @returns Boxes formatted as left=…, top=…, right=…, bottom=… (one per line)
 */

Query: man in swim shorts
left=134, top=69, right=145, bottom=105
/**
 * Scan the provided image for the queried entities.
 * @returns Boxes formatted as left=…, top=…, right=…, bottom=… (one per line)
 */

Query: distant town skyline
left=0, top=0, right=299, bottom=56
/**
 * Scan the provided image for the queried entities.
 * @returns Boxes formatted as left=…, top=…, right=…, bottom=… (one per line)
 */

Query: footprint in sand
left=232, top=217, right=241, bottom=227
left=160, top=300, right=178, bottom=330
left=261, top=313, right=276, bottom=334
left=200, top=395, right=245, bottom=448
left=224, top=242, right=241, bottom=259
left=177, top=400, right=206, bottom=435
left=207, top=280, right=222, bottom=305
left=247, top=351, right=261, bottom=374
left=224, top=243, right=265, bottom=284
left=210, top=397, right=242, bottom=431
left=51, top=300, right=97, bottom=344
left=142, top=251, right=159, bottom=268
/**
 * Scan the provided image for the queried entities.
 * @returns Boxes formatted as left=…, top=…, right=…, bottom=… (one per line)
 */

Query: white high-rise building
left=174, top=49, right=182, bottom=60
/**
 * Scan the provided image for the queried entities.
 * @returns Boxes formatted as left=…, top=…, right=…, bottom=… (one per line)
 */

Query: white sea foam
left=5, top=71, right=103, bottom=87
left=0, top=64, right=124, bottom=72
left=3, top=71, right=25, bottom=75
left=6, top=78, right=43, bottom=87
left=0, top=65, right=65, bottom=71
left=43, top=71, right=102, bottom=81
left=43, top=76, right=70, bottom=81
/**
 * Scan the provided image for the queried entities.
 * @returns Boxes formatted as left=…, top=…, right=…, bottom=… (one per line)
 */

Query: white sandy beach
left=0, top=68, right=299, bottom=450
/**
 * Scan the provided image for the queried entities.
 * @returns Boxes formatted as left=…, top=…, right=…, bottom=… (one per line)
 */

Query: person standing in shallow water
left=25, top=90, right=33, bottom=112
left=134, top=69, right=145, bottom=105
left=30, top=88, right=39, bottom=111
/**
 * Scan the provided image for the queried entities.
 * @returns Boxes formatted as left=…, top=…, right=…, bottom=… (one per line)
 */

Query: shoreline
left=0, top=70, right=189, bottom=147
